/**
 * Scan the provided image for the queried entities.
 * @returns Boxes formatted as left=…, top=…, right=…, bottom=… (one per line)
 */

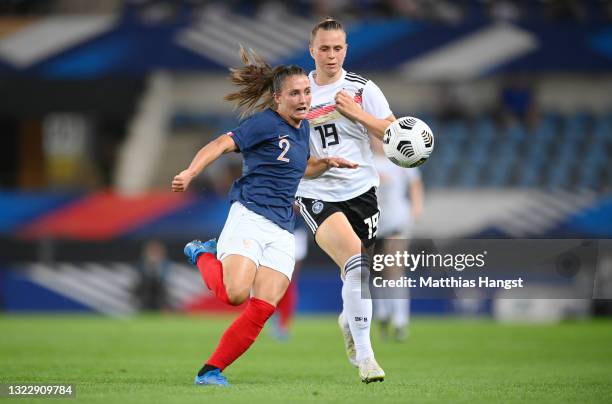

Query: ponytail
left=225, top=46, right=307, bottom=118
left=224, top=47, right=274, bottom=118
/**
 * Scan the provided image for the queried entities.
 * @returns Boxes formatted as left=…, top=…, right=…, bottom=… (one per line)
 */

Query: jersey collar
left=310, top=69, right=346, bottom=88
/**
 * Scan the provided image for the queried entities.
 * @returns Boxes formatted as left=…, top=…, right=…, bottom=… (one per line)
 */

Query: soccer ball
left=382, top=117, right=434, bottom=168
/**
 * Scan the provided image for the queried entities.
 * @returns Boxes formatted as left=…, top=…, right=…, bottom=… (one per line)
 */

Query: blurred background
left=0, top=0, right=611, bottom=320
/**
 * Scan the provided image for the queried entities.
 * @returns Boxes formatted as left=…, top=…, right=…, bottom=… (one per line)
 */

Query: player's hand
left=172, top=169, right=195, bottom=192
left=335, top=90, right=363, bottom=121
left=325, top=157, right=359, bottom=169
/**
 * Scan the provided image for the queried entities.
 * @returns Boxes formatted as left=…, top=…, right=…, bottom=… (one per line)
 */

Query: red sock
left=276, top=281, right=297, bottom=330
left=196, top=253, right=230, bottom=305
left=207, top=297, right=275, bottom=370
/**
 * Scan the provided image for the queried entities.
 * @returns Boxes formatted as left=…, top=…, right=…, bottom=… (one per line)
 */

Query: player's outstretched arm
left=334, top=90, right=395, bottom=140
left=171, top=134, right=237, bottom=192
left=304, top=156, right=358, bottom=178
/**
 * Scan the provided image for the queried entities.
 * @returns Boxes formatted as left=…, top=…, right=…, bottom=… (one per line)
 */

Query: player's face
left=310, top=29, right=347, bottom=78
left=275, top=75, right=312, bottom=125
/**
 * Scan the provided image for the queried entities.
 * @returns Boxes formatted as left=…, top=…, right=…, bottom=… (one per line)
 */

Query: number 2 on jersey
left=363, top=211, right=380, bottom=239
left=277, top=138, right=290, bottom=162
left=314, top=124, right=339, bottom=148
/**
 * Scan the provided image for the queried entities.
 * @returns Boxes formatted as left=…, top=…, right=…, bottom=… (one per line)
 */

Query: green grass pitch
left=1, top=315, right=611, bottom=403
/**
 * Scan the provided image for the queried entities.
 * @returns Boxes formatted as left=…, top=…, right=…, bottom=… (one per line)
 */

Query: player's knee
left=225, top=285, right=250, bottom=306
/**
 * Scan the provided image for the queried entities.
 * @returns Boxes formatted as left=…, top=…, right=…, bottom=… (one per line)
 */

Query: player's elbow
left=214, top=134, right=237, bottom=154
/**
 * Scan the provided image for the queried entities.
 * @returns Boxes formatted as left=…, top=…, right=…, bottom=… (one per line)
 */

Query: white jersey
left=374, top=155, right=421, bottom=237
left=296, top=69, right=393, bottom=202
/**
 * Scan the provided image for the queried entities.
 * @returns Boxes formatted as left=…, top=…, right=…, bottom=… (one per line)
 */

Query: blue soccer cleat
left=194, top=369, right=229, bottom=386
left=184, top=239, right=217, bottom=266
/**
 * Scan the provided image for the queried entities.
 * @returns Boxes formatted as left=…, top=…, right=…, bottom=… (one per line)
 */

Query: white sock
left=391, top=298, right=409, bottom=328
left=341, top=254, right=374, bottom=362
left=375, top=299, right=391, bottom=322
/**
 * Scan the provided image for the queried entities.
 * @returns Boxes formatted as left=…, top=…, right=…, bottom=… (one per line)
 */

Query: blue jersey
left=227, top=109, right=310, bottom=232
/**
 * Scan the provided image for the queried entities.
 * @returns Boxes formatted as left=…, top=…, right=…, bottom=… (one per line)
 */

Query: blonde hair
left=225, top=47, right=307, bottom=118
left=310, top=17, right=345, bottom=44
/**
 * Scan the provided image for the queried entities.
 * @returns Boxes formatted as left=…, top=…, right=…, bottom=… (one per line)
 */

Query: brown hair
left=310, top=17, right=345, bottom=44
left=225, top=46, right=307, bottom=118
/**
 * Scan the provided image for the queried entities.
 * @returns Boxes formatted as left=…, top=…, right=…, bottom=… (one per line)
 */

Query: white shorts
left=294, top=227, right=308, bottom=261
left=217, top=201, right=296, bottom=280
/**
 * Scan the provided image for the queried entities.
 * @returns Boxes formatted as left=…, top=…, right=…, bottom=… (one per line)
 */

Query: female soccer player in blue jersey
left=295, top=18, right=397, bottom=383
left=172, top=48, right=356, bottom=386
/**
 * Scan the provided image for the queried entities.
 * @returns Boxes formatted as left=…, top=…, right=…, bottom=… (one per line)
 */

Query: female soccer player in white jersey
left=295, top=18, right=396, bottom=383
left=172, top=48, right=356, bottom=386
